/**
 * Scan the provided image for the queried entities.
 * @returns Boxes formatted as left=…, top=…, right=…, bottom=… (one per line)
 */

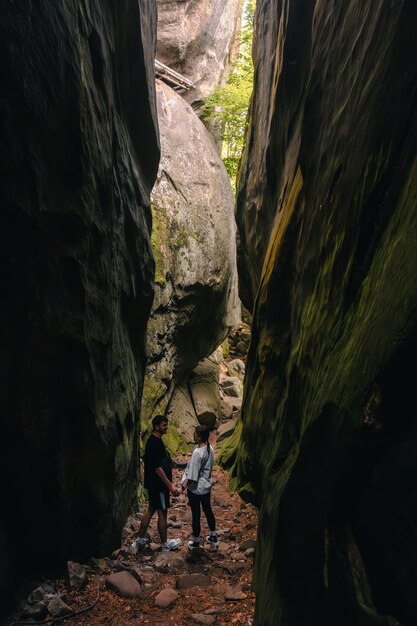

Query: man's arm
left=155, top=467, right=180, bottom=495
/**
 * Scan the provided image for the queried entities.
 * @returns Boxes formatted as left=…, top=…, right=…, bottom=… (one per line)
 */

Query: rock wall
left=0, top=0, right=159, bottom=604
left=142, top=80, right=240, bottom=446
left=156, top=0, right=244, bottom=109
left=230, top=1, right=417, bottom=624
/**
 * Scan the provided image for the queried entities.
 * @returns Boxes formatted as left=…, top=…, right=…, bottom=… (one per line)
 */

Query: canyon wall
left=229, top=1, right=417, bottom=624
left=0, top=0, right=159, bottom=603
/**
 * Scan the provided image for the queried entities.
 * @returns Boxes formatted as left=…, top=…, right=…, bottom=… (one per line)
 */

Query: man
left=132, top=415, right=181, bottom=552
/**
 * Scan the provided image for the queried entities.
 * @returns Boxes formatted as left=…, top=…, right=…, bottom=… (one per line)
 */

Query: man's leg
left=157, top=508, right=168, bottom=544
left=138, top=504, right=156, bottom=537
left=157, top=493, right=181, bottom=551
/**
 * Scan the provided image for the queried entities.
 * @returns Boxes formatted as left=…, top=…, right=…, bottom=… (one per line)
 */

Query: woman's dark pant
left=187, top=490, right=216, bottom=537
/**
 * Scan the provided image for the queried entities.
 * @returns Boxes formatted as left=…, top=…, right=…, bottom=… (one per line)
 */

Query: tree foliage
left=202, top=0, right=255, bottom=185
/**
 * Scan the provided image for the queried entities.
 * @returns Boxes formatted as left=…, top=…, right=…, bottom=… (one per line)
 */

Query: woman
left=181, top=425, right=217, bottom=549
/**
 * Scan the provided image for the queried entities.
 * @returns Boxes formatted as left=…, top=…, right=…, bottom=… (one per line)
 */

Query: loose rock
left=21, top=601, right=48, bottom=620
left=221, top=376, right=243, bottom=398
left=176, top=573, right=211, bottom=590
left=225, top=587, right=248, bottom=601
left=105, top=571, right=142, bottom=598
left=239, top=539, right=256, bottom=551
left=47, top=596, right=74, bottom=618
left=154, top=588, right=178, bottom=608
left=66, top=561, right=88, bottom=591
left=190, top=613, right=216, bottom=625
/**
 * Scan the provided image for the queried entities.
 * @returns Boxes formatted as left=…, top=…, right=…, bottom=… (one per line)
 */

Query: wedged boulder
left=0, top=0, right=159, bottom=608
left=191, top=359, right=220, bottom=384
left=166, top=385, right=199, bottom=445
left=156, top=0, right=244, bottom=109
left=189, top=382, right=220, bottom=430
left=142, top=80, right=240, bottom=441
left=230, top=1, right=417, bottom=625
left=189, top=359, right=221, bottom=429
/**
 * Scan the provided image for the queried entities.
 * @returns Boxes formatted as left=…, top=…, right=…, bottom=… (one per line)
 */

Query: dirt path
left=8, top=456, right=258, bottom=626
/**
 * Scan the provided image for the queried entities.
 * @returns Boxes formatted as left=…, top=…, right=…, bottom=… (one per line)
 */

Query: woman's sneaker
left=188, top=540, right=200, bottom=550
left=161, top=538, right=181, bottom=552
left=206, top=534, right=218, bottom=546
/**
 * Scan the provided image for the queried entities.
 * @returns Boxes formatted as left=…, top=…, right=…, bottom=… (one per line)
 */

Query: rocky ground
left=6, top=448, right=258, bottom=626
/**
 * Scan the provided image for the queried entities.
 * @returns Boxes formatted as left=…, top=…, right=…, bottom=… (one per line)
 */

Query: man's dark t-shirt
left=144, top=434, right=172, bottom=491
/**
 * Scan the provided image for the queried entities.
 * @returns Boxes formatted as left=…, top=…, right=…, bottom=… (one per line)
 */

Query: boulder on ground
left=47, top=596, right=73, bottom=618
left=22, top=601, right=48, bottom=620
left=220, top=376, right=243, bottom=398
left=66, top=561, right=88, bottom=592
left=224, top=587, right=248, bottom=601
left=220, top=398, right=234, bottom=420
left=154, top=587, right=178, bottom=608
left=227, top=359, right=246, bottom=380
left=190, top=613, right=216, bottom=625
left=176, top=573, right=211, bottom=590
left=105, top=571, right=142, bottom=598
left=221, top=395, right=242, bottom=412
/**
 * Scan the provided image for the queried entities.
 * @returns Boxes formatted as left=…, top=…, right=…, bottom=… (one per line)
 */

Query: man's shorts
left=148, top=487, right=170, bottom=510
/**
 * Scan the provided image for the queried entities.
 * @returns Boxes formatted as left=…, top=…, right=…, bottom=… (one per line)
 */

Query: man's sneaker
left=131, top=537, right=148, bottom=550
left=206, top=534, right=218, bottom=545
left=161, top=538, right=181, bottom=552
left=188, top=540, right=200, bottom=550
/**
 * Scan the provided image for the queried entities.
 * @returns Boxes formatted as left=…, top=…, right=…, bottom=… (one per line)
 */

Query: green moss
left=162, top=427, right=190, bottom=457
left=218, top=418, right=242, bottom=468
left=221, top=339, right=230, bottom=358
left=171, top=226, right=190, bottom=250
left=151, top=203, right=169, bottom=285
left=140, top=376, right=168, bottom=432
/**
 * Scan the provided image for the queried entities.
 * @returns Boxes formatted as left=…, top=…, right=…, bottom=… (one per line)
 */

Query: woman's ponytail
left=195, top=424, right=210, bottom=454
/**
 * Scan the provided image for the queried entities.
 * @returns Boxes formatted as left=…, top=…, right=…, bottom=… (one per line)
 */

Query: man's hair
left=152, top=414, right=168, bottom=429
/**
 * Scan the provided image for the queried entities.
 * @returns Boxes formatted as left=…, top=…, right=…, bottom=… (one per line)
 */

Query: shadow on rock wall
left=0, top=0, right=159, bottom=609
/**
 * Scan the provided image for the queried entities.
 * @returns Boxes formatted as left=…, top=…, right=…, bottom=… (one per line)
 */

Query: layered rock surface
left=142, top=80, right=240, bottom=443
left=156, top=0, right=244, bottom=109
left=0, top=0, right=159, bottom=605
left=229, top=1, right=417, bottom=625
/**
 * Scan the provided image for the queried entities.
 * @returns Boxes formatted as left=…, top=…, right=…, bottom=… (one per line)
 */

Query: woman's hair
left=195, top=425, right=210, bottom=453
